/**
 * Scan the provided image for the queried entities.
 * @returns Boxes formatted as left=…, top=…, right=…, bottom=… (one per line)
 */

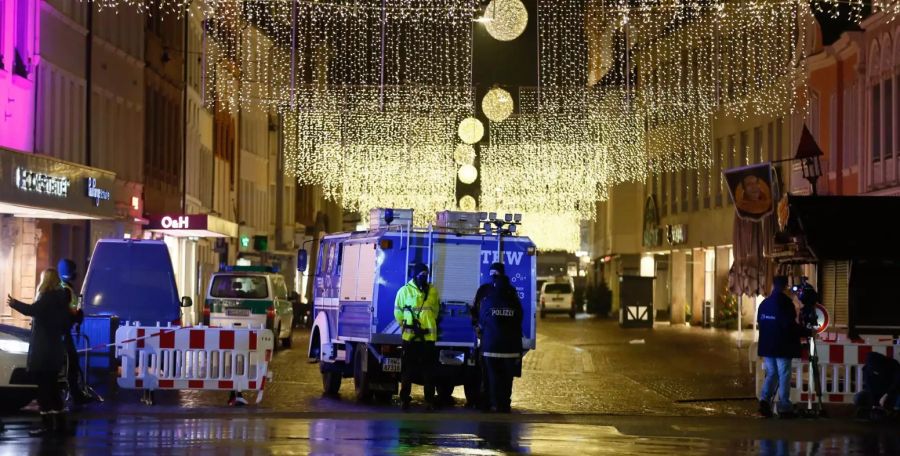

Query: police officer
left=757, top=275, right=810, bottom=419
left=394, top=263, right=440, bottom=411
left=478, top=263, right=522, bottom=413
left=57, top=259, right=91, bottom=406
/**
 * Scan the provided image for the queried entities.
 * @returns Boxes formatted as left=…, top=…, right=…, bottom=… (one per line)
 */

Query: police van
left=204, top=266, right=295, bottom=348
left=306, top=209, right=537, bottom=402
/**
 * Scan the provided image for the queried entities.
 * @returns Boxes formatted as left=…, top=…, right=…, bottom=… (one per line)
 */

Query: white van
left=540, top=276, right=576, bottom=319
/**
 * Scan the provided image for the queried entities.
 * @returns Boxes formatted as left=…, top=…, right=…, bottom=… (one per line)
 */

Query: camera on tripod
left=793, top=277, right=820, bottom=330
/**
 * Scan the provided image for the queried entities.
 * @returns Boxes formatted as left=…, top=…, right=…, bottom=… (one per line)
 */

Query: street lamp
left=794, top=125, right=824, bottom=196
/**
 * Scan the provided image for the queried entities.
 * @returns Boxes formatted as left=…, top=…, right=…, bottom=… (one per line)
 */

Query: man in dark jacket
left=477, top=264, right=523, bottom=413
left=854, top=351, right=900, bottom=419
left=466, top=262, right=506, bottom=410
left=757, top=275, right=810, bottom=418
left=58, top=258, right=92, bottom=406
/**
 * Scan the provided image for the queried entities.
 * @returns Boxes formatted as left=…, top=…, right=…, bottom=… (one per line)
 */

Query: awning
left=146, top=214, right=238, bottom=238
left=780, top=195, right=900, bottom=261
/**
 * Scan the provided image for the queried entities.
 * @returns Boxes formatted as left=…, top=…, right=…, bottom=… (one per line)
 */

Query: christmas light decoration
left=517, top=212, right=582, bottom=253
left=483, top=0, right=529, bottom=42
left=481, top=87, right=515, bottom=122
left=458, top=117, right=485, bottom=145
left=454, top=144, right=477, bottom=166
left=458, top=164, right=479, bottom=184
left=459, top=195, right=478, bottom=211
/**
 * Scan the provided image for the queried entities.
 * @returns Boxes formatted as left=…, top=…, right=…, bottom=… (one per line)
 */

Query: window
left=829, top=93, right=838, bottom=172
left=767, top=122, right=775, bottom=163
left=740, top=131, right=748, bottom=166
left=776, top=118, right=784, bottom=162
left=727, top=135, right=736, bottom=170
left=843, top=85, right=857, bottom=168
left=872, top=83, right=881, bottom=162
left=210, top=275, right=269, bottom=299
left=13, top=0, right=30, bottom=77
left=885, top=79, right=893, bottom=159
left=714, top=138, right=723, bottom=207
left=753, top=127, right=762, bottom=164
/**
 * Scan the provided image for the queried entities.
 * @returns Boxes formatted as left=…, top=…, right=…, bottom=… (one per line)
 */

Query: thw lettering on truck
left=480, top=251, right=524, bottom=266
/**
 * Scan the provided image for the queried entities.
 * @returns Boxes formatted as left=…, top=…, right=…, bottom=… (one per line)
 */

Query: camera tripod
left=798, top=331, right=827, bottom=418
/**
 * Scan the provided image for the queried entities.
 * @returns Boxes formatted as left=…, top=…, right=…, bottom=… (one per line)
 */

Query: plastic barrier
left=751, top=335, right=899, bottom=405
left=115, top=323, right=275, bottom=403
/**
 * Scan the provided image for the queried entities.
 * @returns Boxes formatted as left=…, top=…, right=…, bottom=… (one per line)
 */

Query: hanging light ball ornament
left=459, top=195, right=477, bottom=211
left=482, top=87, right=514, bottom=122
left=454, top=144, right=477, bottom=165
left=458, top=117, right=485, bottom=145
left=458, top=164, right=479, bottom=184
left=484, top=0, right=528, bottom=42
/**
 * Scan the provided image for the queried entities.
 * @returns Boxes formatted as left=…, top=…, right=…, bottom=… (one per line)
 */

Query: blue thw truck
left=306, top=209, right=537, bottom=402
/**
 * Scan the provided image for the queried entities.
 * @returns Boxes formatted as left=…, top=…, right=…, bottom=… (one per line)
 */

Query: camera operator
left=393, top=263, right=440, bottom=411
left=757, top=275, right=812, bottom=419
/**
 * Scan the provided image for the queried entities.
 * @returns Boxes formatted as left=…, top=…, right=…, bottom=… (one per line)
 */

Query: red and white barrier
left=752, top=335, right=900, bottom=405
left=115, top=323, right=275, bottom=403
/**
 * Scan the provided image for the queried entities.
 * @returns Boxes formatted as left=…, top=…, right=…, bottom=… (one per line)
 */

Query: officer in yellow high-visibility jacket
left=394, top=263, right=440, bottom=411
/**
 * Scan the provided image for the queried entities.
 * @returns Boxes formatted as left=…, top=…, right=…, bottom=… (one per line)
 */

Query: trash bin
left=618, top=275, right=654, bottom=328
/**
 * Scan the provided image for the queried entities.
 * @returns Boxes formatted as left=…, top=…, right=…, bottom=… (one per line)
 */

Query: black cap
left=413, top=263, right=429, bottom=277
left=489, top=262, right=505, bottom=275
left=772, top=275, right=789, bottom=289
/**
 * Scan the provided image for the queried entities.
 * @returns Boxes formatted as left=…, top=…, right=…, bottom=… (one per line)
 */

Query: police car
left=204, top=266, right=295, bottom=348
left=0, top=324, right=36, bottom=411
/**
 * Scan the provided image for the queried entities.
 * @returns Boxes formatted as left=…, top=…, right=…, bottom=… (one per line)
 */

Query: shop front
left=145, top=213, right=238, bottom=325
left=0, top=147, right=119, bottom=326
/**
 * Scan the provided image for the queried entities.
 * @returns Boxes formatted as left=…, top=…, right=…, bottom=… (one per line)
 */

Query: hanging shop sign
left=724, top=163, right=775, bottom=221
left=0, top=147, right=118, bottom=219
left=146, top=214, right=239, bottom=238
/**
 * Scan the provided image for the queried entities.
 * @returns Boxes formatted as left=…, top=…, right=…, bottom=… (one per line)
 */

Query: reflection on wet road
left=2, top=415, right=900, bottom=455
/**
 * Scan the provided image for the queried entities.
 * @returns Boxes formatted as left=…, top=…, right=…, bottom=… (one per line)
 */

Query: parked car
left=204, top=266, right=294, bottom=348
left=540, top=276, right=577, bottom=319
left=0, top=324, right=36, bottom=412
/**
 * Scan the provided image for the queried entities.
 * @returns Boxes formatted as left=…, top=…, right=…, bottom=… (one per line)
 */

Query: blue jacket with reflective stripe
left=478, top=276, right=523, bottom=357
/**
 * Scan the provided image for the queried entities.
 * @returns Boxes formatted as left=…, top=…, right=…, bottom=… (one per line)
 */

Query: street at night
left=3, top=0, right=900, bottom=454
left=3, top=317, right=900, bottom=454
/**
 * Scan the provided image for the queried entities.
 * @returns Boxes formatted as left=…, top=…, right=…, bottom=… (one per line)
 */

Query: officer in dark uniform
left=477, top=263, right=523, bottom=413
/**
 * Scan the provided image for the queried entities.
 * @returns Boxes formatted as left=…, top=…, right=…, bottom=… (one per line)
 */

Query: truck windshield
left=544, top=283, right=573, bottom=294
left=211, top=275, right=269, bottom=299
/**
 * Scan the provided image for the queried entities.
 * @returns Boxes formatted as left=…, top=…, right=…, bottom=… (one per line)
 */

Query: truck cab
left=205, top=266, right=294, bottom=348
left=307, top=209, right=537, bottom=402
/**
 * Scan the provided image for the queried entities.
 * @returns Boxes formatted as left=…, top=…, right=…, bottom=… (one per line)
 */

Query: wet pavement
left=3, top=316, right=897, bottom=454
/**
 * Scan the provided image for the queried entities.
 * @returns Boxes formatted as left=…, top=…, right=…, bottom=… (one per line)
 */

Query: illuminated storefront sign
left=15, top=167, right=70, bottom=197
left=86, top=177, right=111, bottom=206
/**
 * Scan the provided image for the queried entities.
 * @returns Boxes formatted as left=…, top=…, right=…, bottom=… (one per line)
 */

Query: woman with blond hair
left=7, top=268, right=73, bottom=436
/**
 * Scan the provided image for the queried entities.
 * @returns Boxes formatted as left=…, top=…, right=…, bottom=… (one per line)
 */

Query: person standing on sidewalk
left=478, top=264, right=523, bottom=413
left=57, top=259, right=92, bottom=407
left=7, top=268, right=73, bottom=436
left=757, top=275, right=810, bottom=419
left=394, top=263, right=440, bottom=411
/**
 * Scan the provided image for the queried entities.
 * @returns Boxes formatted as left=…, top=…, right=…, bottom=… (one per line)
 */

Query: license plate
left=552, top=297, right=563, bottom=301
left=225, top=308, right=250, bottom=317
left=382, top=357, right=401, bottom=372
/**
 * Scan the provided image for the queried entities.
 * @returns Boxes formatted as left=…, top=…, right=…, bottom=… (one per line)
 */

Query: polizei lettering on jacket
left=481, top=250, right=524, bottom=266
left=491, top=308, right=515, bottom=317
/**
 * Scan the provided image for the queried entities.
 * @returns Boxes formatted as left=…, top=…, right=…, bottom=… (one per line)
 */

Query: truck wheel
left=569, top=309, right=576, bottom=319
left=354, top=343, right=373, bottom=403
left=273, top=322, right=283, bottom=351
left=320, top=362, right=342, bottom=397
